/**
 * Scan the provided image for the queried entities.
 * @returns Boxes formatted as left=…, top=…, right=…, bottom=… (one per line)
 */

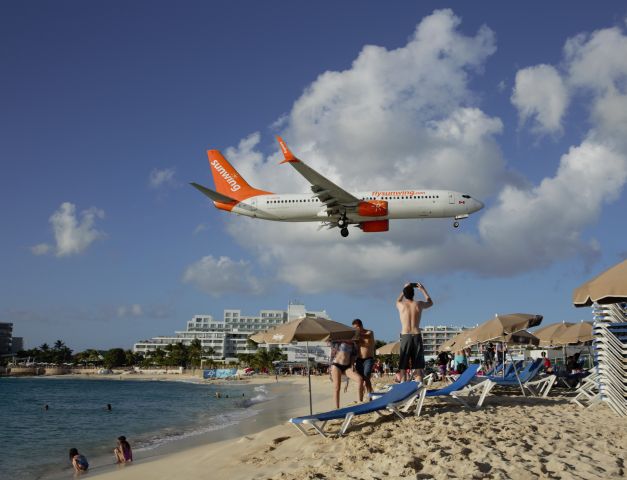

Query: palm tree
left=188, top=339, right=202, bottom=367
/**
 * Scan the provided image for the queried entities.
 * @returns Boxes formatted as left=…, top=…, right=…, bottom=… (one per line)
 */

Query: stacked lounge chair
left=588, top=303, right=627, bottom=416
left=571, top=370, right=601, bottom=408
left=289, top=380, right=422, bottom=437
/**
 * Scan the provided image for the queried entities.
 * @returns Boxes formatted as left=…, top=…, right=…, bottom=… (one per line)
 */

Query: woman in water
left=69, top=448, right=89, bottom=473
left=113, top=436, right=133, bottom=463
left=330, top=339, right=363, bottom=409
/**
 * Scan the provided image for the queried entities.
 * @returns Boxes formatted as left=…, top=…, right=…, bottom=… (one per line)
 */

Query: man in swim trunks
left=352, top=319, right=375, bottom=401
left=396, top=282, right=433, bottom=382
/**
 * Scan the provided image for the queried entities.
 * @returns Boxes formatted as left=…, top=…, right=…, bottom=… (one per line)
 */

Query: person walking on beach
left=69, top=448, right=89, bottom=473
left=114, top=436, right=133, bottom=463
left=329, top=339, right=363, bottom=408
left=396, top=282, right=433, bottom=382
left=352, top=319, right=375, bottom=401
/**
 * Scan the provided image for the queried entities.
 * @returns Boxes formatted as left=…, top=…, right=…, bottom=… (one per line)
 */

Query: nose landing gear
left=453, top=214, right=468, bottom=229
left=340, top=227, right=349, bottom=237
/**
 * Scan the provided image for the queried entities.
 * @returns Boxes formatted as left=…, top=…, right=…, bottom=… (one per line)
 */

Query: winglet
left=276, top=136, right=299, bottom=164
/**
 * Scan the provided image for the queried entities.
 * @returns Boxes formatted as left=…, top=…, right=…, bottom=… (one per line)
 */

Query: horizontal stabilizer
left=190, top=182, right=237, bottom=204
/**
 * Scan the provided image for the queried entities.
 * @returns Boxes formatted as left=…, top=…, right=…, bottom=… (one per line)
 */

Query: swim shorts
left=355, top=357, right=374, bottom=379
left=399, top=333, right=425, bottom=370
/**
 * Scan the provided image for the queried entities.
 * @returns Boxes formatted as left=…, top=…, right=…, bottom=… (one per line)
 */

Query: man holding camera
left=396, top=282, right=433, bottom=382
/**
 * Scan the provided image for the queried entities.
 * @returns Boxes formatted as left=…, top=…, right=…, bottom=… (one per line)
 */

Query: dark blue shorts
left=399, top=333, right=425, bottom=370
left=355, top=357, right=374, bottom=379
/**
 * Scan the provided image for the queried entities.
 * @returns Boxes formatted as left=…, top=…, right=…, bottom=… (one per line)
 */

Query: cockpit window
left=462, top=194, right=471, bottom=199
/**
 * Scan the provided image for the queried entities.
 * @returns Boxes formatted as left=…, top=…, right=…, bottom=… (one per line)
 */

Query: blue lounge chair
left=485, top=358, right=556, bottom=397
left=289, top=381, right=421, bottom=437
left=482, top=362, right=502, bottom=376
left=415, top=364, right=495, bottom=416
left=489, top=358, right=542, bottom=384
left=484, top=360, right=523, bottom=381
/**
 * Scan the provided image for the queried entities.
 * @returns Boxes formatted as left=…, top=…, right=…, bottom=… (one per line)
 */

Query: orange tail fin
left=207, top=150, right=272, bottom=201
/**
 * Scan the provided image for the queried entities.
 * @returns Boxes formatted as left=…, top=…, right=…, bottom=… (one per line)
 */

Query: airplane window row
left=362, top=195, right=440, bottom=200
left=267, top=195, right=441, bottom=203
left=267, top=199, right=320, bottom=204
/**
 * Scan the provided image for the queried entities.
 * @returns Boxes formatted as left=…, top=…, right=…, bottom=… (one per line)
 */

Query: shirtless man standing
left=352, top=319, right=375, bottom=401
left=396, top=282, right=433, bottom=382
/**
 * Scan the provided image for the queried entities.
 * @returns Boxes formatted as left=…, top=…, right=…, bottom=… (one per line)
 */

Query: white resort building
left=133, top=302, right=329, bottom=362
left=420, top=325, right=478, bottom=357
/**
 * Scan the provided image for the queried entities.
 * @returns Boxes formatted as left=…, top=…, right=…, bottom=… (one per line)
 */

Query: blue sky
left=2, top=1, right=626, bottom=351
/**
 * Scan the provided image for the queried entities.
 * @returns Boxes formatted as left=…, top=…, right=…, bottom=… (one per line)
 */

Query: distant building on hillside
left=133, top=302, right=329, bottom=362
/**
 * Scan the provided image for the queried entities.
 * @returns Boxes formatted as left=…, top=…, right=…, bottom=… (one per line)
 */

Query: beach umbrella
left=250, top=316, right=356, bottom=414
left=493, top=330, right=540, bottom=346
left=250, top=316, right=356, bottom=344
left=533, top=322, right=575, bottom=347
left=438, top=329, right=473, bottom=352
left=462, top=313, right=543, bottom=345
left=376, top=341, right=400, bottom=355
left=553, top=321, right=594, bottom=345
left=573, top=259, right=627, bottom=307
left=461, top=314, right=543, bottom=395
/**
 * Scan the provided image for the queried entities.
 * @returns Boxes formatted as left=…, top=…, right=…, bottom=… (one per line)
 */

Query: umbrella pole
left=502, top=342, right=506, bottom=378
left=307, top=341, right=312, bottom=415
left=509, top=350, right=525, bottom=397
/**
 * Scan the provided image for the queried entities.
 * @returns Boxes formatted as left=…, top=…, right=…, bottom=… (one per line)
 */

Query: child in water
left=69, top=448, right=89, bottom=473
left=114, top=436, right=133, bottom=463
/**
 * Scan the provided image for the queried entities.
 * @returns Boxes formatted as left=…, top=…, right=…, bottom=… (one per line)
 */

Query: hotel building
left=420, top=325, right=478, bottom=357
left=133, top=302, right=329, bottom=362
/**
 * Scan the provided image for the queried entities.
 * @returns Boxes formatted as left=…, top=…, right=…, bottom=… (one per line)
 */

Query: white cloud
left=31, top=243, right=51, bottom=255
left=213, top=11, right=627, bottom=293
left=564, top=26, right=627, bottom=92
left=117, top=304, right=143, bottom=318
left=182, top=255, right=263, bottom=297
left=149, top=168, right=177, bottom=188
left=511, top=64, right=568, bottom=134
left=32, top=202, right=105, bottom=257
left=193, top=223, right=208, bottom=235
left=476, top=141, right=627, bottom=273
left=484, top=22, right=627, bottom=273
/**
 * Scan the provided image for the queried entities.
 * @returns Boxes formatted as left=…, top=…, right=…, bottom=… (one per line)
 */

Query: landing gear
left=340, top=227, right=349, bottom=237
left=453, top=221, right=460, bottom=228
left=338, top=216, right=347, bottom=228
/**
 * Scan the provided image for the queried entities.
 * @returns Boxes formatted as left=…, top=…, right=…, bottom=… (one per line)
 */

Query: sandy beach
left=88, top=375, right=627, bottom=480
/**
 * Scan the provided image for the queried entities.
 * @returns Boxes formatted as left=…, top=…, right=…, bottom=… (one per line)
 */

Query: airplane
left=191, top=137, right=484, bottom=237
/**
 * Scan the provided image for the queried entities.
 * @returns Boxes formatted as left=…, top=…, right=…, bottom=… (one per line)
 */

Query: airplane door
left=250, top=198, right=257, bottom=217
left=448, top=192, right=455, bottom=204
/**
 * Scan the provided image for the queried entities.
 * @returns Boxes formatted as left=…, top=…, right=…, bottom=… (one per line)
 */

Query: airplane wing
left=276, top=136, right=360, bottom=213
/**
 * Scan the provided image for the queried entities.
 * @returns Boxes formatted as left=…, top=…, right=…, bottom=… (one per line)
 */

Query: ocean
left=0, top=376, right=269, bottom=480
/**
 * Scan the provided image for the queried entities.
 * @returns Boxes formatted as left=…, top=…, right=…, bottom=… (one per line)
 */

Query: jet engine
left=357, top=200, right=388, bottom=217
left=360, top=220, right=389, bottom=232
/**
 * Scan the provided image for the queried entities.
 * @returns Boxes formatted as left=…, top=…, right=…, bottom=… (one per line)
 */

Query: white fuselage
left=227, top=189, right=483, bottom=222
